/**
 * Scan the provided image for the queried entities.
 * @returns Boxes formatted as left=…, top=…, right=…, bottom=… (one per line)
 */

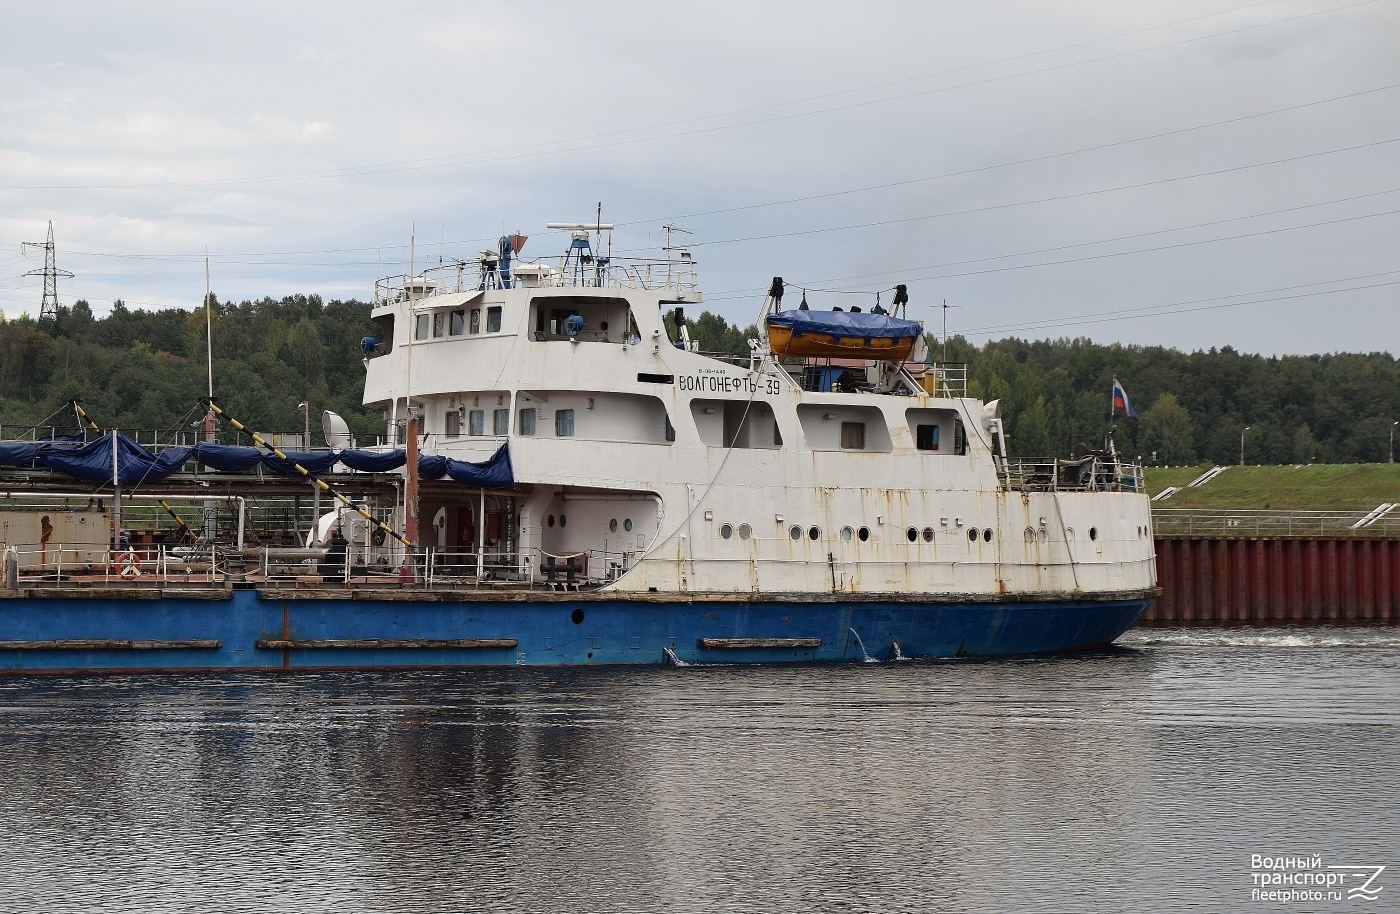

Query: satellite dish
left=322, top=410, right=354, bottom=449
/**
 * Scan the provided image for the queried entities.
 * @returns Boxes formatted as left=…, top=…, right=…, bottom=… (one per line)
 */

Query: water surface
left=0, top=627, right=1395, bottom=912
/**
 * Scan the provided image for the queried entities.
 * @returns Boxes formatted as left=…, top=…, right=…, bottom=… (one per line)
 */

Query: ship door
left=456, top=507, right=475, bottom=551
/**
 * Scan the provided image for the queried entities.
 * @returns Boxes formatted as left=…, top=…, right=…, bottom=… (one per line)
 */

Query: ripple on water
left=0, top=630, right=1394, bottom=913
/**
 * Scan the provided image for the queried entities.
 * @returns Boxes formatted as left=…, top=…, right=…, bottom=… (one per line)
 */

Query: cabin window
left=518, top=408, right=536, bottom=436
left=450, top=310, right=465, bottom=335
left=414, top=314, right=429, bottom=340
left=487, top=306, right=502, bottom=333
left=555, top=409, right=575, bottom=437
left=468, top=410, right=485, bottom=436
left=445, top=409, right=461, bottom=438
left=493, top=409, right=509, bottom=436
left=433, top=312, right=446, bottom=338
left=840, top=422, right=866, bottom=450
left=470, top=309, right=481, bottom=334
left=916, top=424, right=940, bottom=451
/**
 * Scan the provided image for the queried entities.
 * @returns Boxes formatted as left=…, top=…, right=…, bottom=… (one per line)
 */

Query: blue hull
left=0, top=589, right=1152, bottom=673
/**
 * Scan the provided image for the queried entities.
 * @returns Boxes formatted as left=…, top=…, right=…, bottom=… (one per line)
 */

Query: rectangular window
left=518, top=408, right=536, bottom=436
left=414, top=313, right=430, bottom=340
left=470, top=309, right=481, bottom=334
left=486, top=306, right=502, bottom=333
left=916, top=424, right=940, bottom=451
left=555, top=409, right=575, bottom=437
left=445, top=409, right=461, bottom=438
left=450, top=309, right=465, bottom=335
left=433, top=312, right=446, bottom=338
left=469, top=409, right=485, bottom=436
left=840, top=421, right=866, bottom=450
left=664, top=415, right=676, bottom=443
left=493, top=408, right=509, bottom=436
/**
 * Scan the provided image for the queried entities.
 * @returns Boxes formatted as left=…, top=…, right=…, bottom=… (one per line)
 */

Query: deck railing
left=1002, top=457, right=1145, bottom=493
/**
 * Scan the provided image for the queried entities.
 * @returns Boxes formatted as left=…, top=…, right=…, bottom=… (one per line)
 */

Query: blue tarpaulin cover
left=0, top=435, right=513, bottom=488
left=40, top=435, right=194, bottom=483
left=767, top=309, right=923, bottom=340
left=339, top=449, right=407, bottom=472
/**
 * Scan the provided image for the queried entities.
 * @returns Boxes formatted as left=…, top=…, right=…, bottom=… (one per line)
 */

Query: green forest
left=1, top=298, right=1396, bottom=465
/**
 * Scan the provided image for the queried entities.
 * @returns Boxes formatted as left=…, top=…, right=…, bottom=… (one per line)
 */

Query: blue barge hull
left=0, top=588, right=1153, bottom=673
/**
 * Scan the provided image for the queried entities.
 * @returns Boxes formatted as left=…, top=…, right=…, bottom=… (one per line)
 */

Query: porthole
left=840, top=526, right=854, bottom=542
left=547, top=515, right=555, bottom=528
left=1038, top=528, right=1048, bottom=543
left=560, top=515, right=567, bottom=528
left=609, top=518, right=618, bottom=532
left=968, top=528, right=978, bottom=543
left=738, top=524, right=752, bottom=540
left=906, top=527, right=919, bottom=543
left=983, top=528, right=993, bottom=543
left=1089, top=527, right=1098, bottom=541
left=922, top=527, right=935, bottom=542
left=808, top=526, right=821, bottom=541
left=858, top=526, right=870, bottom=542
left=624, top=518, right=633, bottom=531
left=1024, top=526, right=1036, bottom=543
left=720, top=523, right=734, bottom=539
left=571, top=608, right=585, bottom=625
left=790, top=525, right=803, bottom=541
left=1067, top=527, right=1075, bottom=540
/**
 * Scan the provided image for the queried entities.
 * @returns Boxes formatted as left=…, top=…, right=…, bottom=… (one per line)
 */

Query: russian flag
left=1112, top=376, right=1137, bottom=420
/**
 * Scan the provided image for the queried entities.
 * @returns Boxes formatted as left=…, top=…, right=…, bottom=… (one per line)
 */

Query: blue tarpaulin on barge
left=0, top=434, right=514, bottom=488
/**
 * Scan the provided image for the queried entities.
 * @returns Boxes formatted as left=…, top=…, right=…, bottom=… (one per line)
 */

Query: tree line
left=1, top=300, right=1396, bottom=464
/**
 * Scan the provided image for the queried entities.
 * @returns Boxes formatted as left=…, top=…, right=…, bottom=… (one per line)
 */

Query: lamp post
left=1240, top=426, right=1250, bottom=466
left=1391, top=420, right=1397, bottom=464
left=298, top=401, right=310, bottom=450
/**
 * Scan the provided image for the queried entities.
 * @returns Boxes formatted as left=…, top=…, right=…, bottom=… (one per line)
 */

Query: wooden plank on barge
left=256, top=638, right=518, bottom=650
left=697, top=637, right=823, bottom=649
left=0, top=639, right=221, bottom=650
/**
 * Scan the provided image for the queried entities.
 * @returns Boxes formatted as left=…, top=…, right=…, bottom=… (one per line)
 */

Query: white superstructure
left=363, top=225, right=1156, bottom=599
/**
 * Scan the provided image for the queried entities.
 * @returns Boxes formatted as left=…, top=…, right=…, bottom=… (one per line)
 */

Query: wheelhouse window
left=486, top=306, right=502, bottom=333
left=518, top=408, right=536, bottom=436
left=493, top=409, right=509, bottom=436
left=450, top=309, right=465, bottom=335
left=841, top=422, right=866, bottom=450
left=445, top=409, right=461, bottom=438
left=555, top=409, right=575, bottom=437
left=470, top=309, right=481, bottom=334
left=469, top=409, right=485, bottom=436
left=414, top=314, right=429, bottom=340
left=432, top=312, right=446, bottom=338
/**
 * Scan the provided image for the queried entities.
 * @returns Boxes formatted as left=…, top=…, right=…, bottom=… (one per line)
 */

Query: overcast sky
left=1, top=0, right=1397, bottom=356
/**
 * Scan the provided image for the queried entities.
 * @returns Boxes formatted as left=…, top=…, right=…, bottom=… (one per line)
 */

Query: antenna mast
left=22, top=222, right=73, bottom=323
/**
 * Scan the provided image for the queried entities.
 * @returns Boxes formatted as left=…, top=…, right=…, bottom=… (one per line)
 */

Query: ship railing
left=0, top=542, right=230, bottom=586
left=373, top=252, right=700, bottom=303
left=1152, top=508, right=1400, bottom=537
left=1002, top=457, right=1145, bottom=493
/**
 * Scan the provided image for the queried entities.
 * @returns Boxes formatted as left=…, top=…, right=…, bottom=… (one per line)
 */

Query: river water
left=0, top=627, right=1395, bottom=913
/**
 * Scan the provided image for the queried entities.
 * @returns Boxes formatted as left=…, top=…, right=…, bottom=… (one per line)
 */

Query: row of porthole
left=547, top=515, right=637, bottom=531
left=1024, top=526, right=1100, bottom=543
left=717, top=523, right=993, bottom=544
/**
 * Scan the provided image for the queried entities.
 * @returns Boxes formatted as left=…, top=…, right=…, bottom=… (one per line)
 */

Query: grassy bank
left=1145, top=463, right=1400, bottom=511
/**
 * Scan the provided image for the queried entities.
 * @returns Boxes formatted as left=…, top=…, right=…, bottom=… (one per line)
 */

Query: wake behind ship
left=0, top=222, right=1157, bottom=673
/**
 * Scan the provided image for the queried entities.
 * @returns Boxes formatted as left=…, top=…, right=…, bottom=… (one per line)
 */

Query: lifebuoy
left=117, top=549, right=142, bottom=579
